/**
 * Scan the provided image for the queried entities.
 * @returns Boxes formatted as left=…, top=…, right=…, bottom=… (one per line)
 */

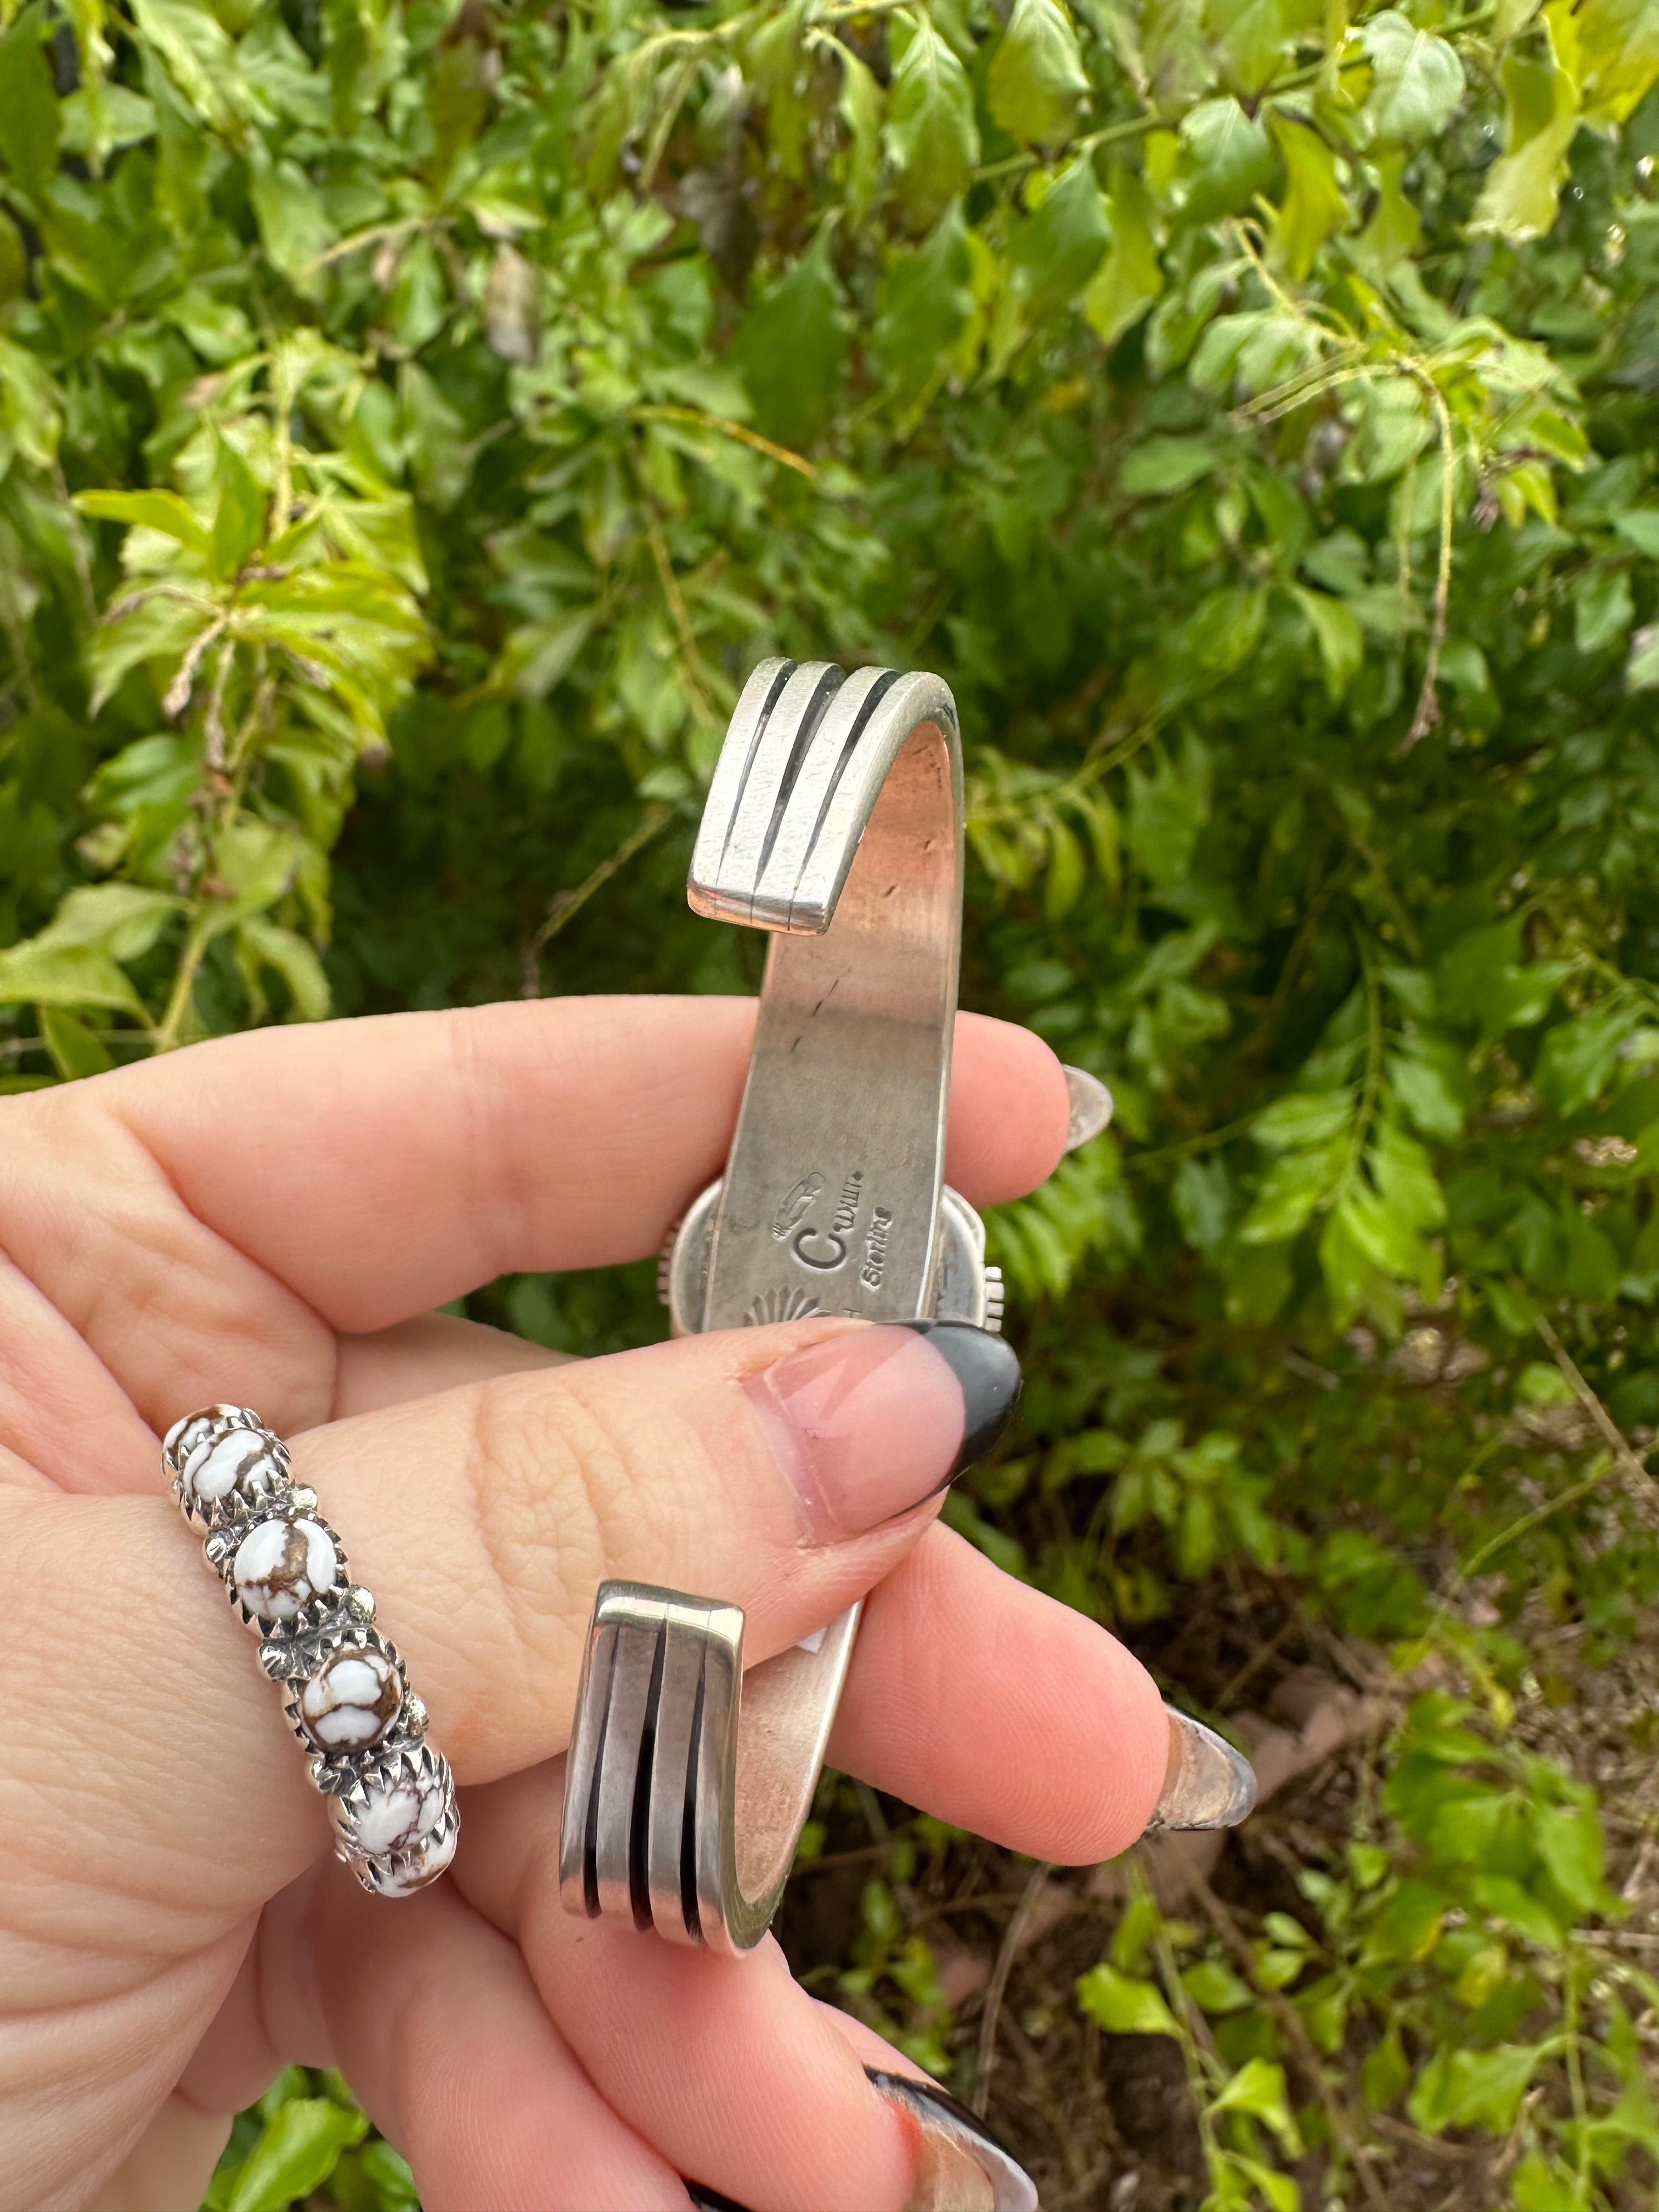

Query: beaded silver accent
left=163, top=1404, right=458, bottom=1898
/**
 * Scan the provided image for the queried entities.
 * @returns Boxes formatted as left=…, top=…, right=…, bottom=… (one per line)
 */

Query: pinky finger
left=208, top=1869, right=691, bottom=2212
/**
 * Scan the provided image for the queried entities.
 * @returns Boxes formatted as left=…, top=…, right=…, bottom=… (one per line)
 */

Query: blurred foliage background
left=3, top=0, right=1659, bottom=2202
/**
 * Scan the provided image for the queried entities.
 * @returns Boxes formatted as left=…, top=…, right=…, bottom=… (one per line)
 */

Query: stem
left=644, top=505, right=716, bottom=725
left=631, top=404, right=818, bottom=479
left=972, top=1861, right=1053, bottom=2115
left=1331, top=933, right=1385, bottom=1206
left=521, top=805, right=673, bottom=994
left=1534, top=1312, right=1659, bottom=1529
left=1397, top=360, right=1458, bottom=752
left=152, top=910, right=215, bottom=1053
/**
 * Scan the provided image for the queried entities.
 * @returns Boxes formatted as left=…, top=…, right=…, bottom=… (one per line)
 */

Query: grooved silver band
left=163, top=1404, right=458, bottom=1898
left=562, top=658, right=974, bottom=1953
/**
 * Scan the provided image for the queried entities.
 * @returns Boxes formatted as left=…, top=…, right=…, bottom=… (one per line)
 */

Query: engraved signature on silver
left=770, top=1173, right=825, bottom=1243
left=792, top=1170, right=864, bottom=1273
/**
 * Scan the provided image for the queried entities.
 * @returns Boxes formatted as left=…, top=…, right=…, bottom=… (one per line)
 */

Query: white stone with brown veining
left=298, top=1646, right=401, bottom=1752
left=232, top=1517, right=339, bottom=1622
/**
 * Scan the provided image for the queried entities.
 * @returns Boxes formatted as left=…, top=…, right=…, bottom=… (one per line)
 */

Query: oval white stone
left=341, top=1771, right=446, bottom=1858
left=232, top=1517, right=338, bottom=1621
left=184, top=1431, right=268, bottom=1506
left=298, top=1647, right=400, bottom=1752
left=368, top=1821, right=457, bottom=1897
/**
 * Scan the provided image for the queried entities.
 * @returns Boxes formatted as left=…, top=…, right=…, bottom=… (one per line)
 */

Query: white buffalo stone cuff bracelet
left=163, top=1404, right=459, bottom=1898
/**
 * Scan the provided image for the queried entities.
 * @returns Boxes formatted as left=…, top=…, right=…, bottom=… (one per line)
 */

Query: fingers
left=331, top=1314, right=574, bottom=1421
left=2, top=1003, right=1066, bottom=1434
left=4, top=1315, right=992, bottom=1951
left=829, top=1523, right=1170, bottom=1860
left=189, top=1871, right=689, bottom=2212
left=456, top=1767, right=918, bottom=2212
left=302, top=1318, right=991, bottom=1781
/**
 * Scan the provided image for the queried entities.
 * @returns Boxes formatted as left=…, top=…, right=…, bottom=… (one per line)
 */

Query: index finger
left=32, top=998, right=1069, bottom=1335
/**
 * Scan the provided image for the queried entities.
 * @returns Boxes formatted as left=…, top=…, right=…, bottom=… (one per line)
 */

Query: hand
left=2, top=997, right=1225, bottom=2211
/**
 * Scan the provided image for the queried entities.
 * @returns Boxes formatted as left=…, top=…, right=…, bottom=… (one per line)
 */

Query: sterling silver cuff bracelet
left=562, top=659, right=995, bottom=1955
left=164, top=1404, right=458, bottom=1898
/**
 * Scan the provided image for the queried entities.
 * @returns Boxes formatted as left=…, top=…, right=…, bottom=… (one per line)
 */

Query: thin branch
left=645, top=508, right=716, bottom=725
left=306, top=214, right=428, bottom=272
left=1396, top=360, right=1458, bottom=752
left=1533, top=1313, right=1659, bottom=1530
left=520, top=805, right=673, bottom=995
left=972, top=1861, right=1053, bottom=2116
left=631, top=404, right=819, bottom=479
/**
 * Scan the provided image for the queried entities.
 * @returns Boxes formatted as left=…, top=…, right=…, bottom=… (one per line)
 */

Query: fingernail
left=746, top=1321, right=1020, bottom=1543
left=865, top=2069, right=1039, bottom=2212
left=1062, top=1065, right=1113, bottom=1150
left=1144, top=1705, right=1257, bottom=1833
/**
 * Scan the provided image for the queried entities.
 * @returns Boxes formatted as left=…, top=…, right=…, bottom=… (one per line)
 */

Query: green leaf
left=0, top=939, right=146, bottom=1016
left=1076, top=1961, right=1181, bottom=2036
left=1511, top=2155, right=1588, bottom=2212
left=223, top=2096, right=368, bottom=2212
left=1535, top=1001, right=1640, bottom=1116
left=1083, top=162, right=1165, bottom=348
left=1407, top=2042, right=1542, bottom=2134
left=732, top=227, right=848, bottom=449
left=1612, top=510, right=1659, bottom=558
left=1554, top=0, right=1659, bottom=128
left=833, top=40, right=883, bottom=222
left=1120, top=435, right=1218, bottom=495
left=1627, top=623, right=1659, bottom=692
left=493, top=608, right=595, bottom=702
left=1211, top=2057, right=1304, bottom=2156
left=992, top=157, right=1111, bottom=366
left=236, top=917, right=331, bottom=1022
left=988, top=0, right=1090, bottom=149
left=1532, top=1800, right=1614, bottom=1916
left=212, top=438, right=268, bottom=582
left=1270, top=115, right=1347, bottom=281
left=884, top=16, right=979, bottom=232
left=1361, top=10, right=1466, bottom=143
left=251, top=156, right=334, bottom=297
left=876, top=207, right=976, bottom=394
left=129, top=0, right=249, bottom=136
left=1172, top=1153, right=1232, bottom=1252
left=1290, top=583, right=1362, bottom=697
left=75, top=488, right=212, bottom=557
left=1240, top=1137, right=1343, bottom=1242
left=40, top=1006, right=115, bottom=1079
left=38, top=885, right=183, bottom=961
left=1471, top=50, right=1581, bottom=241
left=0, top=16, right=61, bottom=196
left=1182, top=1957, right=1254, bottom=2013
left=1178, top=98, right=1274, bottom=226
left=1252, top=1090, right=1352, bottom=1149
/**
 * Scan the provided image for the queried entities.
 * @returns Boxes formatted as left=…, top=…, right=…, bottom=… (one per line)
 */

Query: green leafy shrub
left=2, top=0, right=1658, bottom=2202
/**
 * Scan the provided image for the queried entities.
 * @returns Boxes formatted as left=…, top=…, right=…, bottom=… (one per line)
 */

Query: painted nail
left=746, top=1322, right=1020, bottom=1543
left=1061, top=1065, right=1114, bottom=1151
left=866, top=2069, right=1039, bottom=2212
left=1143, top=1704, right=1258, bottom=1833
left=896, top=1320, right=1023, bottom=1474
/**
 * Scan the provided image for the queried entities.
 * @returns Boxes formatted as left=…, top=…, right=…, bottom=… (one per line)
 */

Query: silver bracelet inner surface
left=560, top=659, right=972, bottom=1954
